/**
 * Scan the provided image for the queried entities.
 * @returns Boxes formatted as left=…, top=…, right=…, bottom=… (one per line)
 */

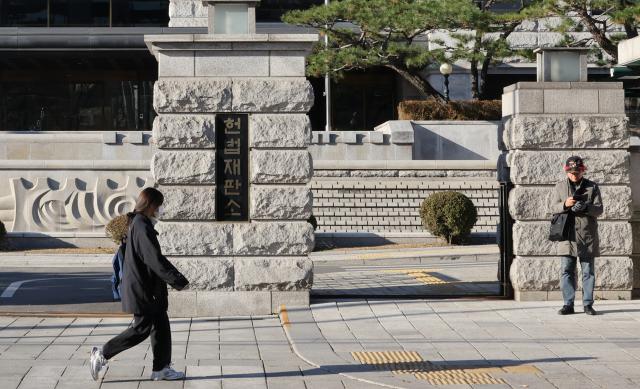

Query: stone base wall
left=168, top=290, right=308, bottom=317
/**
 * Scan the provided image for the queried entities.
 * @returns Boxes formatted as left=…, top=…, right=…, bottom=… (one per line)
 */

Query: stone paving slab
left=2, top=299, right=640, bottom=388
left=313, top=261, right=499, bottom=297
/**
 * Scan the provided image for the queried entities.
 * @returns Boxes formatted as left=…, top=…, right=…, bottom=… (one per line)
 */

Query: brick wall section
left=311, top=176, right=499, bottom=234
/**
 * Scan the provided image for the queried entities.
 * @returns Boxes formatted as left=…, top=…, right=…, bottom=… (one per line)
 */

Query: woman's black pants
left=102, top=311, right=171, bottom=371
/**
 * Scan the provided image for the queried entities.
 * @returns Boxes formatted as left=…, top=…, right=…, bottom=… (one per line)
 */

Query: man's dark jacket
left=121, top=213, right=189, bottom=315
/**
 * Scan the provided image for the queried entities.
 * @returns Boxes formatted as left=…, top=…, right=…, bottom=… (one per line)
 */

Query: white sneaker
left=150, top=365, right=185, bottom=381
left=89, top=347, right=107, bottom=381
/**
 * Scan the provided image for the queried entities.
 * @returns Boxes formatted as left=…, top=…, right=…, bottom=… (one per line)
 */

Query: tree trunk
left=576, top=8, right=618, bottom=62
left=479, top=23, right=518, bottom=99
left=385, top=64, right=445, bottom=102
left=470, top=33, right=482, bottom=100
left=624, top=21, right=638, bottom=39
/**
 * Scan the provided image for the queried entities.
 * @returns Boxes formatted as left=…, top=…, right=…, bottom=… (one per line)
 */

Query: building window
left=111, top=0, right=169, bottom=27
left=0, top=51, right=157, bottom=131
left=50, top=0, right=110, bottom=27
left=0, top=81, right=155, bottom=131
left=0, top=0, right=48, bottom=26
left=0, top=0, right=168, bottom=27
left=257, top=0, right=324, bottom=22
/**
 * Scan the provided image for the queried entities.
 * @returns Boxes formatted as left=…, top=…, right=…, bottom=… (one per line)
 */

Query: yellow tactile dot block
left=351, top=351, right=423, bottom=364
left=383, top=269, right=448, bottom=285
left=351, top=351, right=541, bottom=386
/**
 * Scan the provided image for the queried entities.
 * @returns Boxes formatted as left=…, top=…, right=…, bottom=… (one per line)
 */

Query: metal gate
left=498, top=181, right=514, bottom=298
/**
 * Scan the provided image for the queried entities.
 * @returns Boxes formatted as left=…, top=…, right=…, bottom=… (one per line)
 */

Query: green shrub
left=398, top=98, right=501, bottom=121
left=0, top=221, right=7, bottom=250
left=105, top=215, right=129, bottom=245
left=419, top=192, right=477, bottom=244
left=307, top=215, right=318, bottom=231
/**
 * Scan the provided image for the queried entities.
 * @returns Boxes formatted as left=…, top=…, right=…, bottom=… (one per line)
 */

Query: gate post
left=501, top=76, right=633, bottom=301
left=144, top=1, right=318, bottom=316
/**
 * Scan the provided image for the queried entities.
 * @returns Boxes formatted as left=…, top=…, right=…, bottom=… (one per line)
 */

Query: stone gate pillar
left=502, top=80, right=634, bottom=301
left=144, top=2, right=318, bottom=316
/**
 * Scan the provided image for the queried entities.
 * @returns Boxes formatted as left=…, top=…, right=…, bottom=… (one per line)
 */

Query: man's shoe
left=150, top=365, right=185, bottom=381
left=558, top=305, right=575, bottom=315
left=584, top=305, right=597, bottom=315
left=89, top=347, right=107, bottom=381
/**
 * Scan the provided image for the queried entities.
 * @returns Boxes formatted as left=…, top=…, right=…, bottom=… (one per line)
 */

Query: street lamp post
left=439, top=63, right=453, bottom=103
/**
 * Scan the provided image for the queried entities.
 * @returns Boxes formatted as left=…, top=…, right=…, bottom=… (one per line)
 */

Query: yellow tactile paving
left=383, top=269, right=449, bottom=285
left=351, top=351, right=541, bottom=386
left=351, top=351, right=423, bottom=364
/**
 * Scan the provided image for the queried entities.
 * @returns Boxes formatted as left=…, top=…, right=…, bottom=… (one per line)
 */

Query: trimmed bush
left=105, top=215, right=129, bottom=245
left=398, top=99, right=501, bottom=121
left=420, top=192, right=477, bottom=244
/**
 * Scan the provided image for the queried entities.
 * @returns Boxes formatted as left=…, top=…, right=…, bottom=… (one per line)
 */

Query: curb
left=312, top=253, right=498, bottom=266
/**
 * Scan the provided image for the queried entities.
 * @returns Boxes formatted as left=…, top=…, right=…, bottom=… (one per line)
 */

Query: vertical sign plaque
left=216, top=114, right=249, bottom=221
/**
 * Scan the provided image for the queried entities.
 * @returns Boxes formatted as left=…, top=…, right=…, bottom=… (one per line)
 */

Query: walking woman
left=90, top=187, right=189, bottom=381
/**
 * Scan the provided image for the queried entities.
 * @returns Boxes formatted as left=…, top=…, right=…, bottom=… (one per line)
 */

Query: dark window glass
left=329, top=69, right=397, bottom=131
left=0, top=0, right=48, bottom=26
left=0, top=51, right=157, bottom=131
left=257, top=0, right=323, bottom=22
left=50, top=0, right=109, bottom=27
left=111, top=0, right=169, bottom=27
left=0, top=81, right=155, bottom=131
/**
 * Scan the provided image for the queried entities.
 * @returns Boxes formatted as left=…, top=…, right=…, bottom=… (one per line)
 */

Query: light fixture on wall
left=534, top=47, right=590, bottom=82
left=439, top=62, right=453, bottom=102
left=202, top=0, right=260, bottom=35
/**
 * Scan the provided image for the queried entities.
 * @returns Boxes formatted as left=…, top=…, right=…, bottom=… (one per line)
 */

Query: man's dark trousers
left=102, top=311, right=171, bottom=371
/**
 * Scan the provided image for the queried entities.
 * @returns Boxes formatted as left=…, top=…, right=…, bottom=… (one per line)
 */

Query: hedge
left=398, top=99, right=501, bottom=121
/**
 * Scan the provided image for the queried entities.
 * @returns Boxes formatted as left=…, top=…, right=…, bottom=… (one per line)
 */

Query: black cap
left=564, top=156, right=585, bottom=173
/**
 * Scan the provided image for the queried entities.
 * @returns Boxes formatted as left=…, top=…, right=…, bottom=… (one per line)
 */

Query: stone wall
left=0, top=132, right=153, bottom=247
left=311, top=162, right=498, bottom=243
left=502, top=82, right=634, bottom=301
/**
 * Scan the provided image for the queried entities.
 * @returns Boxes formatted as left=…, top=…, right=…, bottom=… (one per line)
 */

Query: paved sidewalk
left=2, top=299, right=640, bottom=388
left=313, top=261, right=499, bottom=297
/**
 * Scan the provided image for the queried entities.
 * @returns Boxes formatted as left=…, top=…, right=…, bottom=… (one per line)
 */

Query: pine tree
left=529, top=0, right=640, bottom=63
left=283, top=0, right=483, bottom=99
left=283, top=0, right=534, bottom=100
left=437, top=1, right=532, bottom=99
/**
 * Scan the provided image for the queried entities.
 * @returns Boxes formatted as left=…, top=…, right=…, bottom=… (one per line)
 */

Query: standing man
left=549, top=156, right=603, bottom=316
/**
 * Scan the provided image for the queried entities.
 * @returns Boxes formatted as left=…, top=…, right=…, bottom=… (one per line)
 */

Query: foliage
left=398, top=99, right=501, bottom=120
left=0, top=221, right=7, bottom=250
left=284, top=0, right=537, bottom=100
left=436, top=0, right=533, bottom=99
left=526, top=0, right=640, bottom=63
left=420, top=192, right=478, bottom=244
left=283, top=0, right=485, bottom=99
left=105, top=215, right=129, bottom=245
left=307, top=215, right=318, bottom=231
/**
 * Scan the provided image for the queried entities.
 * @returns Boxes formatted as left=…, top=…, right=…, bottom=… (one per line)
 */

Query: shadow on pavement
left=101, top=356, right=596, bottom=383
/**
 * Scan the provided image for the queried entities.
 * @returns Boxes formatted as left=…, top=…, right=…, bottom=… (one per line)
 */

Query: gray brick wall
left=311, top=174, right=499, bottom=234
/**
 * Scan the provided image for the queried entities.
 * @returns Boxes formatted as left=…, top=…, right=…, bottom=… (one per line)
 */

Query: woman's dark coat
left=121, top=213, right=189, bottom=315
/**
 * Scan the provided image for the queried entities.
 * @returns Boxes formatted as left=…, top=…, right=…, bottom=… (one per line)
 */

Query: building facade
left=0, top=0, right=639, bottom=248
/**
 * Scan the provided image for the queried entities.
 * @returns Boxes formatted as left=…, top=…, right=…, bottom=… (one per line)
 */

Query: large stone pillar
left=502, top=82, right=634, bottom=301
left=145, top=22, right=317, bottom=316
